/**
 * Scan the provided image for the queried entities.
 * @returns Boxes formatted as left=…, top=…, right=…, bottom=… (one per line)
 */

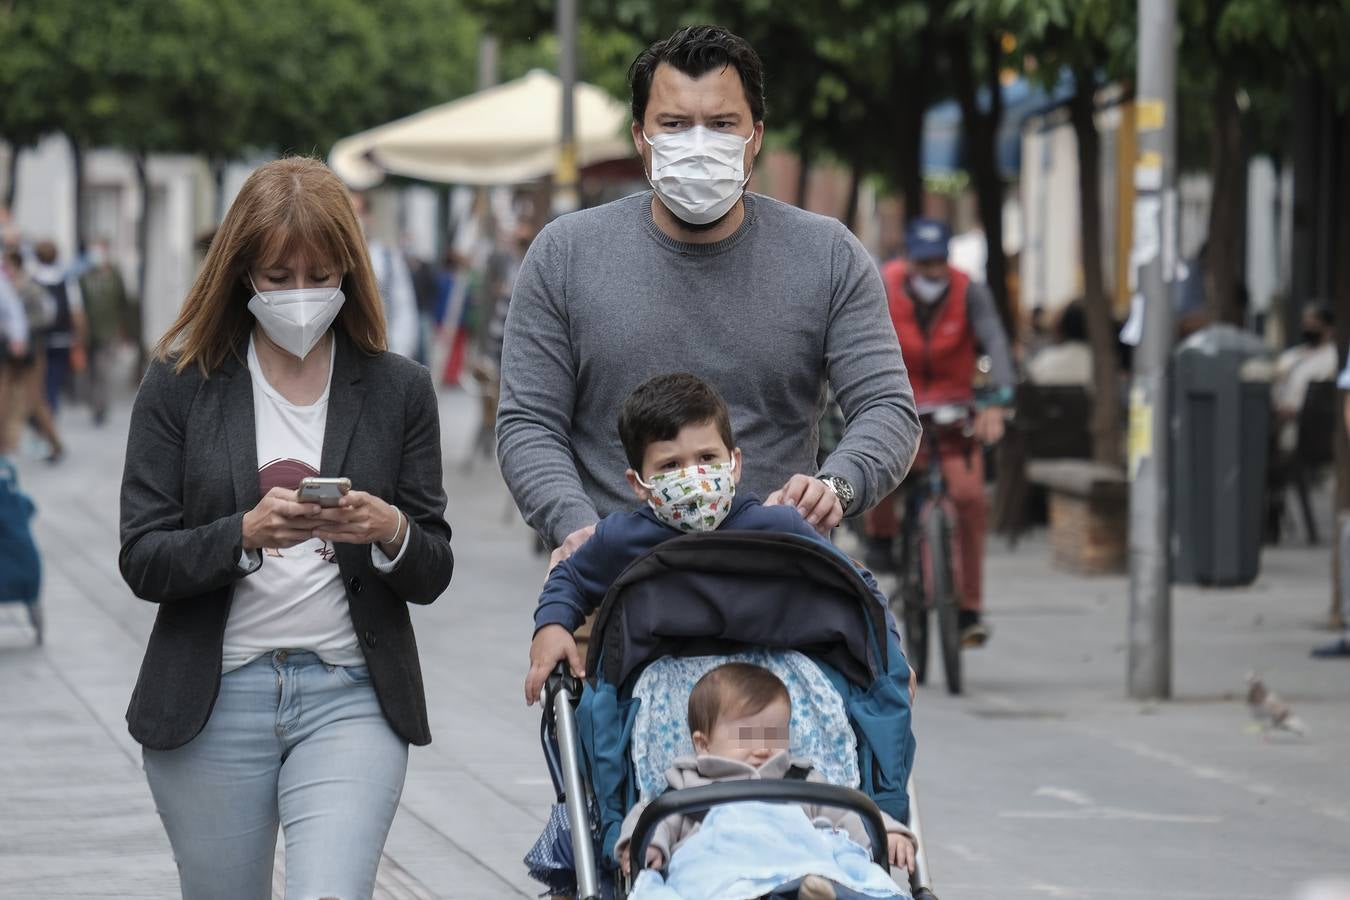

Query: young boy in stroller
left=524, top=372, right=931, bottom=899
left=615, top=662, right=915, bottom=899
left=524, top=372, right=907, bottom=706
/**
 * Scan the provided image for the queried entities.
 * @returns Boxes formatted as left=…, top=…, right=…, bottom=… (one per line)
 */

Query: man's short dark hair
left=618, top=372, right=735, bottom=471
left=34, top=240, right=58, bottom=265
left=688, top=662, right=790, bottom=740
left=628, top=25, right=766, bottom=126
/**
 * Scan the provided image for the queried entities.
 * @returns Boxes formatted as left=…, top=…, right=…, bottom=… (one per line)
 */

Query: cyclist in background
left=864, top=218, right=1015, bottom=647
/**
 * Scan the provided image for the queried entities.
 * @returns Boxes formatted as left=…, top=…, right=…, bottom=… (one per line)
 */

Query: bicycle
left=892, top=403, right=977, bottom=696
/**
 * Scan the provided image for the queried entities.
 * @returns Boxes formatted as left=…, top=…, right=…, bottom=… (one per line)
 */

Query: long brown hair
left=156, top=156, right=386, bottom=374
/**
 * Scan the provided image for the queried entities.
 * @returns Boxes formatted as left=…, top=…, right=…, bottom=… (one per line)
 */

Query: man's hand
left=524, top=625, right=583, bottom=705
left=8, top=339, right=26, bottom=358
left=972, top=407, right=1006, bottom=446
left=908, top=665, right=917, bottom=703
left=765, top=474, right=842, bottom=535
left=888, top=833, right=916, bottom=873
left=549, top=523, right=596, bottom=571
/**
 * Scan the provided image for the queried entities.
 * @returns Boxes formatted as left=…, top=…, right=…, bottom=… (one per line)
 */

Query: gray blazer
left=119, top=330, right=454, bottom=750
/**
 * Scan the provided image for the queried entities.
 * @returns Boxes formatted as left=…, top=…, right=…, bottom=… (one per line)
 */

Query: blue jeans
left=142, top=651, right=408, bottom=900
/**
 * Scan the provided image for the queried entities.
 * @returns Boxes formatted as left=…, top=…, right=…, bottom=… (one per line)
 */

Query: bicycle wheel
left=899, top=526, right=929, bottom=685
left=924, top=507, right=962, bottom=695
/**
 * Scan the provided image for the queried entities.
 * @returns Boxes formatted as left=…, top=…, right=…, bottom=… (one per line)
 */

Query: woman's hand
left=242, top=487, right=322, bottom=550
left=312, top=490, right=404, bottom=554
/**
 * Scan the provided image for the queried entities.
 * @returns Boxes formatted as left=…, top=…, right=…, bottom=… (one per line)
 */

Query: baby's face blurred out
left=694, top=697, right=791, bottom=767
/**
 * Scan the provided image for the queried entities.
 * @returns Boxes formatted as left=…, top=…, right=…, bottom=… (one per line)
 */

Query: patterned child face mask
left=636, top=460, right=737, bottom=532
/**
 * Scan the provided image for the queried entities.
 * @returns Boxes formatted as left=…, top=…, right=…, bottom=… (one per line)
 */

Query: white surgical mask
left=910, top=274, right=949, bottom=304
left=636, top=460, right=737, bottom=532
left=644, top=127, right=753, bottom=226
left=247, top=277, right=346, bottom=359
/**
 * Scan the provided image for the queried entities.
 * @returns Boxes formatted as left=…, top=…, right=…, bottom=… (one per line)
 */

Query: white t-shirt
left=221, top=335, right=364, bottom=672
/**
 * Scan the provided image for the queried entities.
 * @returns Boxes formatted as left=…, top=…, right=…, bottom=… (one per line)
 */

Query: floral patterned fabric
left=629, top=650, right=859, bottom=802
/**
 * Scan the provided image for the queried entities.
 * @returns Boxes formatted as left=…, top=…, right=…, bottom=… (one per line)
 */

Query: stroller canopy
left=587, top=532, right=890, bottom=692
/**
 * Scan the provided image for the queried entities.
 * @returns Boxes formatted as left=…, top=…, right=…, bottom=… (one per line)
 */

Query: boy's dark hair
left=628, top=25, right=766, bottom=126
left=619, top=373, right=735, bottom=471
left=34, top=240, right=57, bottom=265
left=688, top=663, right=790, bottom=739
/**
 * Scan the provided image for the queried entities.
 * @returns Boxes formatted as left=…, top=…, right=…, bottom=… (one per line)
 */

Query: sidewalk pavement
left=1, top=386, right=1347, bottom=899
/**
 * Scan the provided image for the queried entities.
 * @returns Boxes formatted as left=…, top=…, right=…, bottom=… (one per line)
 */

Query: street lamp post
left=1127, top=0, right=1178, bottom=700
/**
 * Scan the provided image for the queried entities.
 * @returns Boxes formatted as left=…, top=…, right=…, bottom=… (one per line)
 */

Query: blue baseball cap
left=905, top=218, right=951, bottom=262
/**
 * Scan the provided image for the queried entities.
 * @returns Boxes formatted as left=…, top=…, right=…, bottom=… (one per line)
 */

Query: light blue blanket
left=629, top=802, right=909, bottom=900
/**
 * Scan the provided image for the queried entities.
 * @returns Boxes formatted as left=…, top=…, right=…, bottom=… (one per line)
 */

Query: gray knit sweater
left=496, top=192, right=920, bottom=546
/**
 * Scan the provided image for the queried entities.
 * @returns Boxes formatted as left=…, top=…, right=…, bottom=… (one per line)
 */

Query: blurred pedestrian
left=2, top=250, right=63, bottom=461
left=863, top=217, right=1014, bottom=646
left=1027, top=300, right=1093, bottom=390
left=350, top=192, right=419, bottom=359
left=1019, top=305, right=1051, bottom=368
left=78, top=238, right=130, bottom=425
left=1273, top=304, right=1337, bottom=438
left=119, top=156, right=455, bottom=899
left=497, top=24, right=919, bottom=574
left=0, top=264, right=29, bottom=455
left=1315, top=349, right=1350, bottom=659
left=30, top=240, right=87, bottom=418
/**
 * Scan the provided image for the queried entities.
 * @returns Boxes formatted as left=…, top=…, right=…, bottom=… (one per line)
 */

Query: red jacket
left=881, top=259, right=975, bottom=407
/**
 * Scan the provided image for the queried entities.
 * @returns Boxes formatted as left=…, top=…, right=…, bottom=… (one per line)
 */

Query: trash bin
left=1171, top=324, right=1272, bottom=586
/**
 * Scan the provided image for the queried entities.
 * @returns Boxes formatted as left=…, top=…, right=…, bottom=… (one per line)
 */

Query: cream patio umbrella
left=329, top=69, right=634, bottom=189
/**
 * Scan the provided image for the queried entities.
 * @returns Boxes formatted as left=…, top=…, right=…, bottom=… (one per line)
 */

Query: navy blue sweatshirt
left=533, top=493, right=897, bottom=636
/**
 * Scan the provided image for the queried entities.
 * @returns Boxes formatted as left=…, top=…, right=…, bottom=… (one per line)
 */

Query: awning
left=329, top=69, right=634, bottom=189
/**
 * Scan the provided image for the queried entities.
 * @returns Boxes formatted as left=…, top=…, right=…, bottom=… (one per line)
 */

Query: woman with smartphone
left=118, top=157, right=454, bottom=900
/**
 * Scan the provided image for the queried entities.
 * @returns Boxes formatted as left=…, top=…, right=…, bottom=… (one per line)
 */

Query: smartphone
left=297, top=476, right=351, bottom=507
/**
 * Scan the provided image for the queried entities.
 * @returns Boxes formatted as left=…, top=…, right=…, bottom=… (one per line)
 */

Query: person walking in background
left=119, top=157, right=454, bottom=900
left=1316, top=348, right=1350, bottom=659
left=78, top=238, right=130, bottom=425
left=863, top=218, right=1014, bottom=647
left=350, top=192, right=419, bottom=359
left=0, top=262, right=29, bottom=456
left=1026, top=300, right=1093, bottom=390
left=497, top=24, right=919, bottom=575
left=30, top=240, right=86, bottom=420
left=2, top=250, right=64, bottom=462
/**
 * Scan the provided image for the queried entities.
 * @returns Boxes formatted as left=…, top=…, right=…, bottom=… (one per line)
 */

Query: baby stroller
left=529, top=532, right=938, bottom=900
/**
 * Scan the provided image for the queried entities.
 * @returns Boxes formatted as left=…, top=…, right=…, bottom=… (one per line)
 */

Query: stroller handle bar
left=629, top=780, right=890, bottom=875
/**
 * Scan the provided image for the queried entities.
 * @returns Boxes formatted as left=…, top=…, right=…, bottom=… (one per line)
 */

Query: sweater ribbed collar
left=640, top=192, right=757, bottom=257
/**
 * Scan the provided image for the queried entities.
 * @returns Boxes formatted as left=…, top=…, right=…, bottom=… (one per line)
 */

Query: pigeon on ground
left=1246, top=673, right=1307, bottom=737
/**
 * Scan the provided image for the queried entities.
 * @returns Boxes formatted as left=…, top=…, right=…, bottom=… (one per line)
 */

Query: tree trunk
left=4, top=145, right=18, bottom=210
left=69, top=135, right=86, bottom=255
left=843, top=159, right=863, bottom=234
left=1331, top=105, right=1350, bottom=629
left=1204, top=71, right=1245, bottom=325
left=211, top=157, right=227, bottom=223
left=1070, top=68, right=1124, bottom=467
left=952, top=29, right=1012, bottom=332
left=887, top=38, right=931, bottom=223
left=133, top=154, right=151, bottom=354
left=795, top=141, right=813, bottom=210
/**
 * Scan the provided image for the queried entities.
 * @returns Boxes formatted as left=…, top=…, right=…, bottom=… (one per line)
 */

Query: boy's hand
left=524, top=625, right=583, bottom=705
left=765, top=473, right=842, bottom=534
left=888, top=833, right=916, bottom=873
left=646, top=846, right=665, bottom=871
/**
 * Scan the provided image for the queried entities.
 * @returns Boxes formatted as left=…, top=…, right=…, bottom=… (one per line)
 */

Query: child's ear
left=691, top=730, right=710, bottom=754
left=626, top=468, right=651, bottom=502
left=731, top=448, right=743, bottom=482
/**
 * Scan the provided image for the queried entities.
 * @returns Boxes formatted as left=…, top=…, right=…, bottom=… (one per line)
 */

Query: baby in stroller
left=616, top=662, right=915, bottom=898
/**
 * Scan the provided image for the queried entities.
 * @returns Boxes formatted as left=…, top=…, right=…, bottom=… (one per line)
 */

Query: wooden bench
left=1027, top=460, right=1128, bottom=575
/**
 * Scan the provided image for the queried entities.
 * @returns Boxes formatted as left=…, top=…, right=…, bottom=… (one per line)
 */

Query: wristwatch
left=817, top=475, right=855, bottom=513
